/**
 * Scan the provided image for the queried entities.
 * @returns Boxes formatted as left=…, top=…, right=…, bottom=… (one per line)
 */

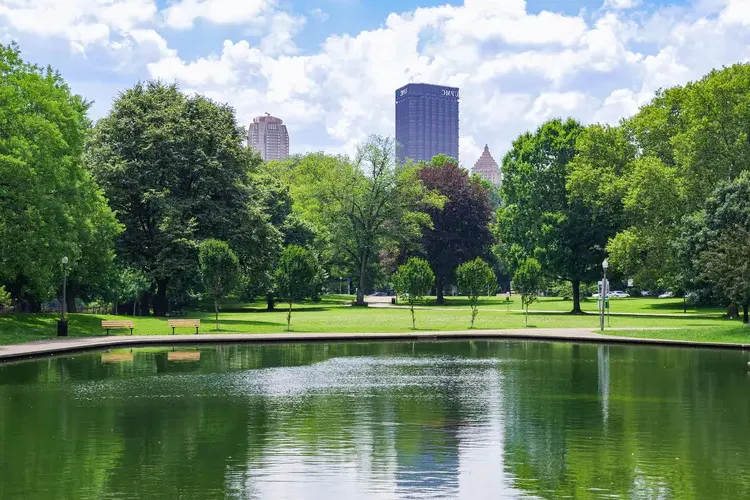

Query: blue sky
left=2, top=0, right=749, bottom=164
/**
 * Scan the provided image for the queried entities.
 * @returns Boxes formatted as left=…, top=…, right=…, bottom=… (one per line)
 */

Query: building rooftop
left=472, top=145, right=501, bottom=185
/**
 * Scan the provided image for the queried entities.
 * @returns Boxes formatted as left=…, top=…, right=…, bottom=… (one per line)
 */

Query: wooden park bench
left=101, top=320, right=134, bottom=336
left=168, top=319, right=201, bottom=335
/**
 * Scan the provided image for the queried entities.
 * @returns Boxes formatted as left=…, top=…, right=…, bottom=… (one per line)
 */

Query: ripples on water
left=1, top=341, right=749, bottom=499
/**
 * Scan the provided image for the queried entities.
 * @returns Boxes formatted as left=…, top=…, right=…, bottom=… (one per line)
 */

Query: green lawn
left=429, top=295, right=726, bottom=315
left=607, top=326, right=750, bottom=344
left=0, top=295, right=742, bottom=346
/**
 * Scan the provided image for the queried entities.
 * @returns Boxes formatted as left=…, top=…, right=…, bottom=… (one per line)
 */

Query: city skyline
left=2, top=1, right=748, bottom=163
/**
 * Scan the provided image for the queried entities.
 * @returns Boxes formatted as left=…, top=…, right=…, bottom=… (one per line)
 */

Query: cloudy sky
left=2, top=0, right=750, bottom=165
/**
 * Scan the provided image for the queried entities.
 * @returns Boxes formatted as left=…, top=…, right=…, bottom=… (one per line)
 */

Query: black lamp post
left=57, top=256, right=69, bottom=337
left=600, top=259, right=608, bottom=332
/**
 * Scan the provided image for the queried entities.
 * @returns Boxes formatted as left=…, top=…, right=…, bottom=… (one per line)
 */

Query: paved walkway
left=2, top=328, right=749, bottom=362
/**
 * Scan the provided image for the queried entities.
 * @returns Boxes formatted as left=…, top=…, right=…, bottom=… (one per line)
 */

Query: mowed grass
left=607, top=326, right=750, bottom=344
left=0, top=295, right=739, bottom=346
left=433, top=295, right=726, bottom=315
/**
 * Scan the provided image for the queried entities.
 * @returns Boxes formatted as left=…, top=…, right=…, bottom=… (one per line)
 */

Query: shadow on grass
left=210, top=318, right=287, bottom=329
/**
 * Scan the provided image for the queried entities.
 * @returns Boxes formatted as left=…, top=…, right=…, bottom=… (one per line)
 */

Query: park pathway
left=2, top=328, right=750, bottom=362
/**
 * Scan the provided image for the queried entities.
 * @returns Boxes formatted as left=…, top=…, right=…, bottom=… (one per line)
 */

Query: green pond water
left=1, top=340, right=749, bottom=499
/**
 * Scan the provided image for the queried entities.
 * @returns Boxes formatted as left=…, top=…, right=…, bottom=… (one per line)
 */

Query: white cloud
left=259, top=12, right=306, bottom=56
left=310, top=8, right=329, bottom=22
left=0, top=0, right=157, bottom=51
left=6, top=0, right=750, bottom=165
left=161, top=0, right=273, bottom=30
left=604, top=0, right=641, bottom=9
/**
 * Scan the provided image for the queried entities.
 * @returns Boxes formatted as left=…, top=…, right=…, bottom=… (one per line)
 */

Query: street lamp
left=58, top=256, right=69, bottom=337
left=600, top=259, right=609, bottom=332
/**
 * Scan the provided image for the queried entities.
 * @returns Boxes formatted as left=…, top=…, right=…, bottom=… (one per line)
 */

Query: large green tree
left=0, top=43, right=120, bottom=310
left=292, top=136, right=441, bottom=306
left=87, top=81, right=280, bottom=316
left=418, top=155, right=494, bottom=304
left=607, top=63, right=750, bottom=288
left=686, top=173, right=750, bottom=323
left=497, top=118, right=610, bottom=314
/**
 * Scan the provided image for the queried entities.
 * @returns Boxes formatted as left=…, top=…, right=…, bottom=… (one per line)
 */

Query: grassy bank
left=0, top=295, right=743, bottom=346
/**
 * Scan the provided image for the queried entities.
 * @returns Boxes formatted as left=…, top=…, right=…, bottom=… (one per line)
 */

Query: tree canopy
left=418, top=155, right=493, bottom=304
left=275, top=245, right=324, bottom=331
left=393, top=257, right=435, bottom=329
left=87, top=81, right=281, bottom=315
left=0, top=43, right=120, bottom=310
left=497, top=118, right=609, bottom=313
left=455, top=258, right=497, bottom=328
left=199, top=239, right=240, bottom=330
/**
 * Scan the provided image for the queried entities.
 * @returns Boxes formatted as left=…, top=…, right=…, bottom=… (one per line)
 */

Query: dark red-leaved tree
left=418, top=155, right=494, bottom=304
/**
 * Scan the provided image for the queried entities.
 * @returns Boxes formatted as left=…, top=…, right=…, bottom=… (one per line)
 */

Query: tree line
left=496, top=63, right=750, bottom=323
left=0, top=43, right=498, bottom=326
left=2, top=41, right=749, bottom=325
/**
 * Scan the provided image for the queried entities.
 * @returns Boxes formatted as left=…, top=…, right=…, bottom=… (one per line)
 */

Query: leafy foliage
left=498, top=119, right=610, bottom=313
left=199, top=240, right=240, bottom=330
left=605, top=63, right=750, bottom=288
left=418, top=155, right=494, bottom=303
left=393, top=258, right=435, bottom=329
left=0, top=43, right=119, bottom=307
left=288, top=136, right=442, bottom=305
left=0, top=285, right=11, bottom=310
left=513, top=258, right=544, bottom=326
left=455, top=258, right=497, bottom=328
left=114, top=267, right=151, bottom=315
left=87, top=81, right=280, bottom=315
left=275, top=245, right=324, bottom=331
left=687, top=172, right=750, bottom=322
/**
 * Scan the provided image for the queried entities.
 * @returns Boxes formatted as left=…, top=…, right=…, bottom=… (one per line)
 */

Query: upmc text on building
left=395, top=83, right=459, bottom=165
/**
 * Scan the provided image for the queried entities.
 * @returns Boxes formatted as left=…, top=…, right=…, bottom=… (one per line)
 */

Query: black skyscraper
left=395, top=83, right=459, bottom=164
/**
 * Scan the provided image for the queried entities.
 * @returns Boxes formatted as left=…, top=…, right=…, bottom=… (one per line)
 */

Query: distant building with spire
left=472, top=145, right=501, bottom=186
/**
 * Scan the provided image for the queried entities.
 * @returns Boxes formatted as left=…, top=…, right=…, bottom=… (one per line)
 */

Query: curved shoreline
left=2, top=328, right=750, bottom=362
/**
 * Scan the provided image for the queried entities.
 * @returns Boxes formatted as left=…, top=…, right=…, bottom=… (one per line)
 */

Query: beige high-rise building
left=247, top=113, right=289, bottom=161
left=472, top=144, right=501, bottom=186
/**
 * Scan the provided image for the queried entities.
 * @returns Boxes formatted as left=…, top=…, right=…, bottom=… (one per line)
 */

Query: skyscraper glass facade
left=395, top=83, right=459, bottom=164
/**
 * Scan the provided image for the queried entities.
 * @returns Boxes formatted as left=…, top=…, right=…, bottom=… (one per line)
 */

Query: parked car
left=607, top=291, right=630, bottom=298
left=371, top=292, right=388, bottom=297
left=658, top=291, right=674, bottom=299
left=641, top=291, right=651, bottom=297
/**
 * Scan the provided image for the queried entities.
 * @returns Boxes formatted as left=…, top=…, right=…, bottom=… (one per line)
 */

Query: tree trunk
left=215, top=299, right=219, bottom=331
left=525, top=304, right=529, bottom=326
left=153, top=279, right=169, bottom=317
left=287, top=299, right=293, bottom=331
left=571, top=280, right=583, bottom=314
left=65, top=283, right=77, bottom=314
left=133, top=300, right=136, bottom=317
left=356, top=257, right=367, bottom=305
left=410, top=302, right=416, bottom=329
left=266, top=293, right=275, bottom=311
left=744, top=302, right=749, bottom=324
left=436, top=275, right=445, bottom=305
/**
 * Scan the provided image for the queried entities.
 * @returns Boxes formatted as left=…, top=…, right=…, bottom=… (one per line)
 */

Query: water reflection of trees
left=1, top=342, right=749, bottom=498
left=499, top=342, right=750, bottom=499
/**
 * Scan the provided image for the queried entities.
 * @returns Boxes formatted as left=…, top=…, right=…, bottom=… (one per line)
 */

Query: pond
left=1, top=340, right=749, bottom=499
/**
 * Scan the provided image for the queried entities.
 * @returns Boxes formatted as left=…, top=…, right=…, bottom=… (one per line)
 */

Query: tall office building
left=472, top=145, right=501, bottom=186
left=395, top=83, right=459, bottom=164
left=247, top=113, right=289, bottom=161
